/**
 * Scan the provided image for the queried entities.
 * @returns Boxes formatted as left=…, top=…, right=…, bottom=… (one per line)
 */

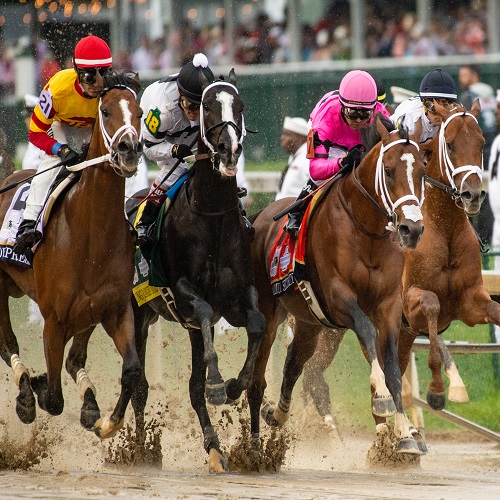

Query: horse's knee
left=419, top=292, right=440, bottom=318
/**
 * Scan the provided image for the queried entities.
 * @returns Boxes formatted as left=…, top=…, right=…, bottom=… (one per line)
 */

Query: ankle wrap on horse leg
left=11, top=354, right=29, bottom=386
left=203, top=425, right=220, bottom=453
left=76, top=368, right=96, bottom=401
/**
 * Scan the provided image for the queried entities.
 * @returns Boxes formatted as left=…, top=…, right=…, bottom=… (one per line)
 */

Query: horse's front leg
left=0, top=288, right=36, bottom=424
left=224, top=285, right=266, bottom=403
left=373, top=307, right=420, bottom=454
left=188, top=329, right=227, bottom=472
left=175, top=278, right=225, bottom=405
left=437, top=335, right=469, bottom=403
left=95, top=305, right=141, bottom=439
left=406, top=287, right=445, bottom=410
left=347, top=299, right=396, bottom=417
left=65, top=326, right=100, bottom=431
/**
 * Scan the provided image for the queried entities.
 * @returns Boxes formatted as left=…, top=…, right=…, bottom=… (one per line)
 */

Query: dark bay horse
left=247, top=116, right=426, bottom=458
left=0, top=70, right=143, bottom=438
left=128, top=75, right=265, bottom=472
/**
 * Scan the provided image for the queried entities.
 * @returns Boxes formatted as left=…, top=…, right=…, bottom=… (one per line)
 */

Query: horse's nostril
left=136, top=142, right=143, bottom=154
left=399, top=225, right=410, bottom=237
left=117, top=141, right=129, bottom=154
left=461, top=191, right=472, bottom=201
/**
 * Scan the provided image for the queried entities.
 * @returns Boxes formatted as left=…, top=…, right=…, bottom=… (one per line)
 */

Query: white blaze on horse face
left=119, top=99, right=133, bottom=137
left=401, top=152, right=416, bottom=196
left=216, top=91, right=239, bottom=154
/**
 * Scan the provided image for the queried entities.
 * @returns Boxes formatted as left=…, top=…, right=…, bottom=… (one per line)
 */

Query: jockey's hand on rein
left=340, top=147, right=364, bottom=173
left=57, top=144, right=81, bottom=167
left=172, top=143, right=192, bottom=162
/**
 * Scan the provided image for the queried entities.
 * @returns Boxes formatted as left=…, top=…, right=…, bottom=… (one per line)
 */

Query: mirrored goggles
left=180, top=96, right=199, bottom=112
left=343, top=106, right=373, bottom=120
left=76, top=66, right=110, bottom=85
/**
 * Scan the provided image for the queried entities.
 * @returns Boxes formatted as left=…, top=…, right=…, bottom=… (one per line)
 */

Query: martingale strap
left=159, top=287, right=199, bottom=330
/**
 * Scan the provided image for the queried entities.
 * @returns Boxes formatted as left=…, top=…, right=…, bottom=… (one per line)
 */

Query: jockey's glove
left=340, top=146, right=364, bottom=172
left=57, top=144, right=81, bottom=167
left=172, top=143, right=193, bottom=162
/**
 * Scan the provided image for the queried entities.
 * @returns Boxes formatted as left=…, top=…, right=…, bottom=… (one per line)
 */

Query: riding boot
left=135, top=200, right=161, bottom=247
left=284, top=178, right=318, bottom=235
left=13, top=219, right=42, bottom=255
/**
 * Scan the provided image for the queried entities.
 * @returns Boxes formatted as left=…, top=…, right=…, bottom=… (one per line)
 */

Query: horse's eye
left=446, top=142, right=454, bottom=152
left=101, top=109, right=109, bottom=117
left=384, top=167, right=395, bottom=180
left=203, top=103, right=209, bottom=111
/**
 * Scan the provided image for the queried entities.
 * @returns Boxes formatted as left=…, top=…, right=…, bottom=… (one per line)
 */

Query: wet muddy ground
left=0, top=304, right=499, bottom=498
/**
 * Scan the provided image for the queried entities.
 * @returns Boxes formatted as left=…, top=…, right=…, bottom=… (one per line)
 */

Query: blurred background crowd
left=0, top=0, right=492, bottom=99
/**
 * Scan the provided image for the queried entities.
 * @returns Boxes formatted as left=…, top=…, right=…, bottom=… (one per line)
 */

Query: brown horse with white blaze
left=247, top=116, right=426, bottom=458
left=0, top=70, right=143, bottom=438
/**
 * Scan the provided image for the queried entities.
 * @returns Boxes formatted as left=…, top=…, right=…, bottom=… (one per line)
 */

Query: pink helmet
left=339, top=70, right=377, bottom=109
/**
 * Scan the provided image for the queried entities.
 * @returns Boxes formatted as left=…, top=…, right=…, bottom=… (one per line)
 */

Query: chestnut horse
left=127, top=76, right=265, bottom=472
left=301, top=102, right=492, bottom=452
left=0, top=70, right=143, bottom=438
left=247, top=116, right=426, bottom=457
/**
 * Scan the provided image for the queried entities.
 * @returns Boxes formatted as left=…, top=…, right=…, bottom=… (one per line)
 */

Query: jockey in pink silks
left=284, top=70, right=391, bottom=234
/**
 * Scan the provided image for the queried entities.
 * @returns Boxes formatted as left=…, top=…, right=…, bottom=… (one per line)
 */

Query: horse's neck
left=189, top=146, right=238, bottom=211
left=74, top=134, right=126, bottom=221
left=424, top=154, right=468, bottom=228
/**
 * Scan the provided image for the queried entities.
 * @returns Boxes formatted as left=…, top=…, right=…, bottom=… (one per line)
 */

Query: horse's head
left=199, top=70, right=244, bottom=177
left=423, top=100, right=485, bottom=215
left=97, top=70, right=143, bottom=177
left=372, top=115, right=425, bottom=249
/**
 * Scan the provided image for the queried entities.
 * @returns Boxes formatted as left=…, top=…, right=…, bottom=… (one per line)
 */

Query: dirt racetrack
left=1, top=303, right=499, bottom=499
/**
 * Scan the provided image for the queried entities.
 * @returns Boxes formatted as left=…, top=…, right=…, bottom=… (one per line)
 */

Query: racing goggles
left=342, top=106, right=373, bottom=120
left=180, top=96, right=199, bottom=112
left=76, top=66, right=110, bottom=85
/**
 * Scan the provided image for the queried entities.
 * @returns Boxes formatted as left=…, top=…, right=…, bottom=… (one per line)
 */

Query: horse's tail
left=0, top=128, right=15, bottom=182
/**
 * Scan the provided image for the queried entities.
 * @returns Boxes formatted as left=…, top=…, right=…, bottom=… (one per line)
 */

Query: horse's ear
left=228, top=68, right=237, bottom=86
left=199, top=70, right=211, bottom=92
left=131, top=71, right=141, bottom=94
left=470, top=97, right=481, bottom=118
left=375, top=114, right=390, bottom=143
left=410, top=117, right=422, bottom=143
left=95, top=70, right=104, bottom=88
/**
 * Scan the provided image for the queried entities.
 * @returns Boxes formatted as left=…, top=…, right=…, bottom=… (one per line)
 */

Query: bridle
left=199, top=81, right=245, bottom=162
left=350, top=135, right=424, bottom=233
left=426, top=111, right=483, bottom=201
left=66, top=84, right=140, bottom=175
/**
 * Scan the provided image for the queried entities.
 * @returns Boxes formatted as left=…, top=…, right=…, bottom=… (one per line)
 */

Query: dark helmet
left=369, top=73, right=386, bottom=102
left=419, top=69, right=457, bottom=100
left=177, top=53, right=215, bottom=104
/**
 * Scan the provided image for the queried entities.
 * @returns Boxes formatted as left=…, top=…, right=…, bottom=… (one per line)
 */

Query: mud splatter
left=366, top=424, right=421, bottom=468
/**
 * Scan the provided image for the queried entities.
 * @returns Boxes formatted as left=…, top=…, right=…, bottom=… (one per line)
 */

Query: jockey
left=135, top=53, right=215, bottom=246
left=13, top=35, right=112, bottom=254
left=284, top=70, right=391, bottom=234
left=391, top=69, right=458, bottom=143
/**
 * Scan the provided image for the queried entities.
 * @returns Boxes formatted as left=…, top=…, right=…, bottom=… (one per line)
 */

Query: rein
left=344, top=138, right=424, bottom=235
left=438, top=112, right=482, bottom=194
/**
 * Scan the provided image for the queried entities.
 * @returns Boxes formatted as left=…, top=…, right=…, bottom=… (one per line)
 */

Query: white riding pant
left=23, top=122, right=91, bottom=221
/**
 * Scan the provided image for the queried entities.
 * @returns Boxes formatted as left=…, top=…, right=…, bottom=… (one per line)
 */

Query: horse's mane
left=101, top=69, right=141, bottom=96
left=360, top=113, right=410, bottom=151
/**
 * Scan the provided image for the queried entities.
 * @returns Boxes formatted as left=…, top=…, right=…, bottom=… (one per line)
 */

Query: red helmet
left=73, top=36, right=112, bottom=68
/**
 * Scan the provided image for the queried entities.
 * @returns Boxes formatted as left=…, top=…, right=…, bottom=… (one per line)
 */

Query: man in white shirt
left=275, top=116, right=309, bottom=200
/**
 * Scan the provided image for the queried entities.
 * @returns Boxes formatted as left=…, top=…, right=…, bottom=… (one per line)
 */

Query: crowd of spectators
left=0, top=2, right=491, bottom=99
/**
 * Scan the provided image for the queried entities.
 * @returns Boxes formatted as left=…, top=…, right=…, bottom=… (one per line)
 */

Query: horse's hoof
left=396, top=437, right=421, bottom=455
left=205, top=382, right=227, bottom=406
left=250, top=436, right=261, bottom=452
left=426, top=389, right=446, bottom=410
left=448, top=385, right=469, bottom=403
left=372, top=394, right=396, bottom=417
left=16, top=373, right=36, bottom=424
left=410, top=428, right=428, bottom=454
left=224, top=378, right=241, bottom=404
left=208, top=448, right=228, bottom=473
left=30, top=373, right=48, bottom=397
left=80, top=388, right=100, bottom=430
left=94, top=416, right=124, bottom=439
